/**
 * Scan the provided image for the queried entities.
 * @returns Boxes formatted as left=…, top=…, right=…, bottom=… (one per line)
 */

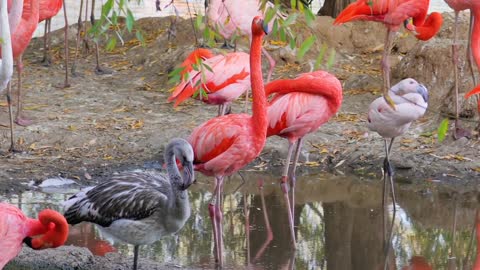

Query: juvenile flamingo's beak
left=416, top=84, right=429, bottom=102
left=181, top=161, right=195, bottom=190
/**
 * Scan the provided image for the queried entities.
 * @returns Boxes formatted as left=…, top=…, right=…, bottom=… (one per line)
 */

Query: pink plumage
left=0, top=203, right=69, bottom=268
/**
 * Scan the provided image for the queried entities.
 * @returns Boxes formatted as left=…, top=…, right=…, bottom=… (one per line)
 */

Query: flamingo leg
left=210, top=176, right=224, bottom=266
left=381, top=29, right=395, bottom=109
left=90, top=0, right=112, bottom=75
left=132, top=245, right=139, bottom=270
left=41, top=19, right=51, bottom=66
left=261, top=47, right=275, bottom=83
left=253, top=179, right=274, bottom=261
left=243, top=192, right=250, bottom=265
left=60, top=0, right=70, bottom=88
left=281, top=141, right=297, bottom=248
left=71, top=0, right=84, bottom=76
left=15, top=55, right=32, bottom=127
left=467, top=13, right=478, bottom=86
left=289, top=137, right=304, bottom=222
left=6, top=83, right=17, bottom=152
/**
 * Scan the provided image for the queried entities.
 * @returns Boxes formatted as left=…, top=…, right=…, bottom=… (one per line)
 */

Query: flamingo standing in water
left=64, top=138, right=195, bottom=270
left=206, top=0, right=278, bottom=82
left=265, top=70, right=343, bottom=245
left=168, top=48, right=251, bottom=116
left=334, top=0, right=442, bottom=109
left=188, top=16, right=268, bottom=265
left=0, top=203, right=69, bottom=269
left=367, top=78, right=428, bottom=206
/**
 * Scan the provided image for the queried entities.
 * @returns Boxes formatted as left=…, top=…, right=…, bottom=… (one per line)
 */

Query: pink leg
left=253, top=179, right=274, bottom=261
left=210, top=176, right=224, bottom=266
left=243, top=193, right=251, bottom=264
left=381, top=30, right=395, bottom=109
left=261, top=47, right=275, bottom=83
left=15, top=55, right=33, bottom=127
left=281, top=141, right=297, bottom=248
left=289, top=137, right=303, bottom=222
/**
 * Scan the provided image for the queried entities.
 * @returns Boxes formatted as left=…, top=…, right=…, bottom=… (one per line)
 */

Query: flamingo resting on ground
left=206, top=0, right=278, bottom=82
left=188, top=16, right=268, bottom=266
left=168, top=48, right=251, bottom=116
left=265, top=70, right=343, bottom=245
left=0, top=203, right=69, bottom=269
left=63, top=138, right=195, bottom=270
left=367, top=78, right=428, bottom=206
left=334, top=0, right=442, bottom=109
left=0, top=0, right=39, bottom=152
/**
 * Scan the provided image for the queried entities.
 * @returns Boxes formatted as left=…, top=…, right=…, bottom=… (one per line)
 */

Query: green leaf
left=264, top=6, right=277, bottom=24
left=297, top=36, right=316, bottom=60
left=290, top=0, right=296, bottom=10
left=289, top=37, right=296, bottom=50
left=135, top=31, right=145, bottom=45
left=437, top=118, right=449, bottom=143
left=283, top=13, right=298, bottom=27
left=106, top=37, right=117, bottom=51
left=202, top=63, right=213, bottom=73
left=314, top=43, right=328, bottom=70
left=304, top=7, right=316, bottom=26
left=102, top=0, right=114, bottom=18
left=326, top=49, right=336, bottom=70
left=126, top=9, right=135, bottom=32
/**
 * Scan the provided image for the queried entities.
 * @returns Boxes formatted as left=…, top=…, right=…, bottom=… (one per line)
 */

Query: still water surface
left=34, top=0, right=454, bottom=37
left=1, top=171, right=478, bottom=269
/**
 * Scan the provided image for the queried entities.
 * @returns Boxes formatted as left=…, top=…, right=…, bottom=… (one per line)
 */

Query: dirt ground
left=0, top=13, right=479, bottom=197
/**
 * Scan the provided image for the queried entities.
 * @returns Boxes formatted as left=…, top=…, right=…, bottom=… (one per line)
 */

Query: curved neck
left=26, top=209, right=69, bottom=249
left=265, top=74, right=343, bottom=110
left=250, top=30, right=267, bottom=138
left=413, top=12, right=443, bottom=41
left=165, top=144, right=183, bottom=189
left=0, top=0, right=13, bottom=90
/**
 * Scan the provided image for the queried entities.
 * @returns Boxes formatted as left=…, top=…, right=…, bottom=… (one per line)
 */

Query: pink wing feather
left=0, top=203, right=27, bottom=269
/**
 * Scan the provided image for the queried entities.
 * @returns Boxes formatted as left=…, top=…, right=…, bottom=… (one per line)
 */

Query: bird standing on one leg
left=265, top=70, right=343, bottom=245
left=367, top=78, right=428, bottom=205
left=188, top=16, right=269, bottom=266
left=63, top=138, right=195, bottom=270
left=334, top=0, right=442, bottom=109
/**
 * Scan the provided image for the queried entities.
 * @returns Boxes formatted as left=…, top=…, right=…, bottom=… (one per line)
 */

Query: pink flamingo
left=188, top=16, right=268, bottom=265
left=442, top=0, right=480, bottom=138
left=0, top=203, right=69, bottom=268
left=265, top=70, right=343, bottom=245
left=0, top=0, right=39, bottom=152
left=334, top=0, right=442, bottom=109
left=168, top=48, right=251, bottom=116
left=206, top=0, right=277, bottom=82
left=367, top=78, right=428, bottom=206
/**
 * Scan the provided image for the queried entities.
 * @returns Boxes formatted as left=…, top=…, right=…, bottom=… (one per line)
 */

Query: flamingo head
left=23, top=209, right=69, bottom=250
left=170, top=138, right=195, bottom=190
left=391, top=78, right=429, bottom=102
left=405, top=12, right=443, bottom=41
left=252, top=16, right=269, bottom=36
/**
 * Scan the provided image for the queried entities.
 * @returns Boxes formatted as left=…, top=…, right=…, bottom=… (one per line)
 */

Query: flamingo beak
left=23, top=237, right=34, bottom=249
left=416, top=84, right=429, bottom=103
left=262, top=19, right=269, bottom=35
left=181, top=161, right=195, bottom=190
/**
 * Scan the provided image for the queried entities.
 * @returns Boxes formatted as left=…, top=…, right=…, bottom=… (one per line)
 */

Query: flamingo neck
left=250, top=30, right=267, bottom=139
left=165, top=143, right=183, bottom=190
left=7, top=0, right=23, bottom=32
left=25, top=209, right=69, bottom=249
left=412, top=12, right=443, bottom=41
left=472, top=9, right=480, bottom=70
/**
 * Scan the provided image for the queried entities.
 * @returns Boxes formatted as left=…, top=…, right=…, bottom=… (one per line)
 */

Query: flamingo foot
left=95, top=66, right=114, bottom=75
left=15, top=116, right=33, bottom=127
left=54, top=82, right=71, bottom=89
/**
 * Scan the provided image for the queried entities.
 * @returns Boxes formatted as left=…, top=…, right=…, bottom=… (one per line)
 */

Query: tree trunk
left=317, top=0, right=355, bottom=18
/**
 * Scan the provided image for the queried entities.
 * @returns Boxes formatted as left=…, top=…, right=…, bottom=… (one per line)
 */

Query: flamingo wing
left=63, top=172, right=171, bottom=227
left=0, top=203, right=27, bottom=269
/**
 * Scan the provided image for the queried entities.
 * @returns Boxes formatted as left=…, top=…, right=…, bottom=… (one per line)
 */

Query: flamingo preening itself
left=334, top=0, right=442, bottom=109
left=206, top=0, right=278, bottom=82
left=367, top=78, right=428, bottom=205
left=63, top=138, right=195, bottom=270
left=265, top=70, right=343, bottom=245
left=0, top=203, right=69, bottom=269
left=168, top=48, right=251, bottom=116
left=188, top=16, right=268, bottom=265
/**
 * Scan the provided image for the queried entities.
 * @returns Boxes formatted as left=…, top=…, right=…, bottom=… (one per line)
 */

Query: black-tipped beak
left=262, top=20, right=269, bottom=35
left=417, top=84, right=429, bottom=103
left=23, top=237, right=34, bottom=249
left=181, top=162, right=195, bottom=190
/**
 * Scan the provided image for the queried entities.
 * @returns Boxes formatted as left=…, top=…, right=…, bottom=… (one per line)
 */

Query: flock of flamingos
left=0, top=0, right=480, bottom=269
